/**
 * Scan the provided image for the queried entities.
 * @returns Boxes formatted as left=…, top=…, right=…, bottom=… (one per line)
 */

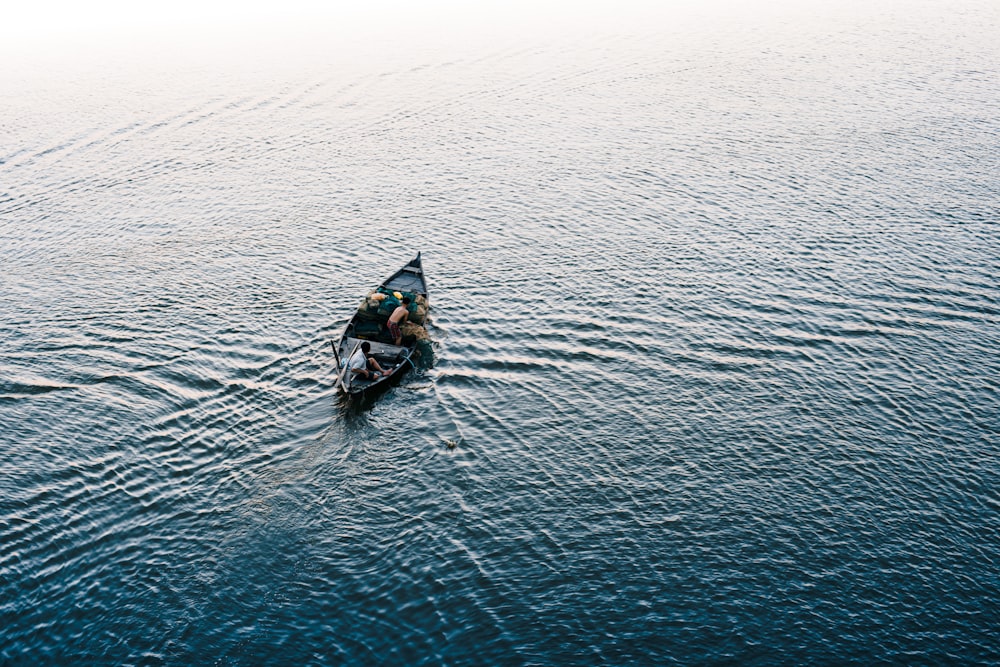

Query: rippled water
left=2, top=2, right=999, bottom=664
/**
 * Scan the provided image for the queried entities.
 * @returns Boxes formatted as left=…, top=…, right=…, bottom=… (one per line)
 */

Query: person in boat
left=387, top=297, right=411, bottom=346
left=348, top=341, right=391, bottom=381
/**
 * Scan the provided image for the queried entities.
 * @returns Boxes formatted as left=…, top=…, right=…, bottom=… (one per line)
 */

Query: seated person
left=348, top=341, right=392, bottom=381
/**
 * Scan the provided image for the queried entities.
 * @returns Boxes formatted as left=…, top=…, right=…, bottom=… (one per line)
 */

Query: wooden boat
left=332, top=253, right=430, bottom=397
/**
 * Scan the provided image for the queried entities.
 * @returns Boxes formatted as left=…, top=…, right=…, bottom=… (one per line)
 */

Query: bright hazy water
left=2, top=2, right=999, bottom=664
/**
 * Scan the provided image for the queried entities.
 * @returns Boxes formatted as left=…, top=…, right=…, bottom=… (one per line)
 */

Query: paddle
left=331, top=339, right=341, bottom=370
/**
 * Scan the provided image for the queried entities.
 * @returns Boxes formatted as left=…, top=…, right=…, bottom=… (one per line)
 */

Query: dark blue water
left=2, top=2, right=999, bottom=664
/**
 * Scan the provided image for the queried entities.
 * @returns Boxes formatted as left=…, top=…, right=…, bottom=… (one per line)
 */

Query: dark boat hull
left=333, top=253, right=429, bottom=398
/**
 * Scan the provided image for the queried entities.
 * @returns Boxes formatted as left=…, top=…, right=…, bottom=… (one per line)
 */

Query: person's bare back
left=388, top=303, right=409, bottom=326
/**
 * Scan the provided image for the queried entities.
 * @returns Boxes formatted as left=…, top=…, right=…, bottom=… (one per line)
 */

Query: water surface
left=2, top=2, right=999, bottom=664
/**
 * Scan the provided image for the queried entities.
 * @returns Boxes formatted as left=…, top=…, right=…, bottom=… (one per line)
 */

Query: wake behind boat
left=332, top=253, right=430, bottom=398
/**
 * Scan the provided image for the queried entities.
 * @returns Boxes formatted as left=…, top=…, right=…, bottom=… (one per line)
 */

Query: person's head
left=402, top=297, right=411, bottom=305
left=361, top=342, right=371, bottom=354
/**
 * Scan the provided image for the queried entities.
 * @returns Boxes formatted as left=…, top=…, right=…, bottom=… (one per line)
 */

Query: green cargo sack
left=377, top=296, right=400, bottom=317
